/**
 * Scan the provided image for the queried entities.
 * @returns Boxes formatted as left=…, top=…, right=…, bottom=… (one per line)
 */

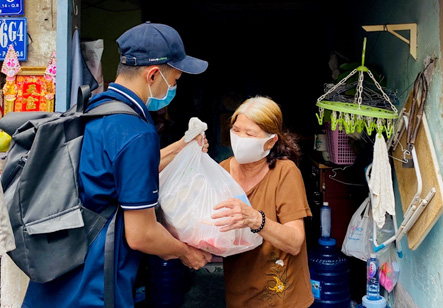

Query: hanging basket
left=325, top=122, right=356, bottom=165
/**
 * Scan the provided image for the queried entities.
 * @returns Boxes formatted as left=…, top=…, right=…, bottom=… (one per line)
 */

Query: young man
left=22, top=22, right=212, bottom=307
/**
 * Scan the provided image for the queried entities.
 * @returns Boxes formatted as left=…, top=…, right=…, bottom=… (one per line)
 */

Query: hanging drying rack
left=316, top=38, right=398, bottom=138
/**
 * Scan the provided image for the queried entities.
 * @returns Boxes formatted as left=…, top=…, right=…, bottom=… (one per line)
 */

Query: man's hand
left=125, top=208, right=213, bottom=265
left=179, top=245, right=212, bottom=270
left=159, top=135, right=209, bottom=171
left=194, top=134, right=209, bottom=153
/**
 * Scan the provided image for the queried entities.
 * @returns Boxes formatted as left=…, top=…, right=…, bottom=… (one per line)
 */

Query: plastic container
left=146, top=255, right=188, bottom=308
left=325, top=122, right=356, bottom=165
left=366, top=254, right=380, bottom=300
left=309, top=238, right=351, bottom=307
left=320, top=202, right=331, bottom=238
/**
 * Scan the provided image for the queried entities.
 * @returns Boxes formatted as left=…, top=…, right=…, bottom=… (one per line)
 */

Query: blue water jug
left=309, top=237, right=351, bottom=308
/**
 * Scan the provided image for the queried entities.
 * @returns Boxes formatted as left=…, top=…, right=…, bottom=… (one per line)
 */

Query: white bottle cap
left=323, top=202, right=329, bottom=206
left=370, top=253, right=376, bottom=258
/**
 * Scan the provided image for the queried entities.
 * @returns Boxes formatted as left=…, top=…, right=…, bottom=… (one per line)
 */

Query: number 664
left=0, top=20, right=24, bottom=48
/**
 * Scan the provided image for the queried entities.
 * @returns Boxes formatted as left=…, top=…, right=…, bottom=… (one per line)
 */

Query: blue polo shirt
left=22, top=83, right=160, bottom=307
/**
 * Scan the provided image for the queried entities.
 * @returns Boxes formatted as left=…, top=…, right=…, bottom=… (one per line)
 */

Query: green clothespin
left=343, top=113, right=356, bottom=134
left=356, top=115, right=365, bottom=133
left=385, top=124, right=394, bottom=139
left=376, top=118, right=385, bottom=137
left=365, top=117, right=375, bottom=135
left=330, top=111, right=338, bottom=131
left=376, top=126, right=384, bottom=138
left=350, top=114, right=357, bottom=134
left=316, top=108, right=324, bottom=125
left=385, top=119, right=394, bottom=139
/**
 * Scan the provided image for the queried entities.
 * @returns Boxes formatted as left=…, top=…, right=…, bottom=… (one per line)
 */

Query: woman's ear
left=266, top=135, right=278, bottom=150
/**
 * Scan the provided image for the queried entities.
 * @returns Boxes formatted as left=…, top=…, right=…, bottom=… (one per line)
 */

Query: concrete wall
left=25, top=0, right=57, bottom=66
left=1, top=1, right=57, bottom=306
left=1, top=256, right=28, bottom=307
left=353, top=0, right=443, bottom=307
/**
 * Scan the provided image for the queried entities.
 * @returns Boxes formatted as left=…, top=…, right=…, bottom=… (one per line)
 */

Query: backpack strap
left=104, top=207, right=118, bottom=308
left=83, top=100, right=142, bottom=307
left=77, top=85, right=91, bottom=113
left=83, top=100, right=141, bottom=118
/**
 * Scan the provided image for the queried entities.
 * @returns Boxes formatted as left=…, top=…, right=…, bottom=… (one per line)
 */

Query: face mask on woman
left=230, top=129, right=275, bottom=164
left=146, top=70, right=177, bottom=111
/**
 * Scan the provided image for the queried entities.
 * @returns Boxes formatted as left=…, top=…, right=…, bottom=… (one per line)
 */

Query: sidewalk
left=0, top=257, right=227, bottom=307
left=181, top=267, right=225, bottom=308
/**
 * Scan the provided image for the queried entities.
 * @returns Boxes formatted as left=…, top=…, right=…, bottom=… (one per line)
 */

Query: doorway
left=80, top=1, right=377, bottom=306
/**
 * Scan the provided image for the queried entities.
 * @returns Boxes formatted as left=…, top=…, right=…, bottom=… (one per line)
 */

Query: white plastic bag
left=341, top=197, right=373, bottom=261
left=379, top=245, right=400, bottom=292
left=158, top=141, right=263, bottom=257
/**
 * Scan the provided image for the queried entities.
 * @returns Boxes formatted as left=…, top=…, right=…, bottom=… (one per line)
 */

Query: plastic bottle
left=366, top=254, right=380, bottom=300
left=320, top=202, right=331, bottom=238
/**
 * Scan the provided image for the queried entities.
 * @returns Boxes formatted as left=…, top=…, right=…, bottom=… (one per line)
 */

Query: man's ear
left=146, top=66, right=160, bottom=84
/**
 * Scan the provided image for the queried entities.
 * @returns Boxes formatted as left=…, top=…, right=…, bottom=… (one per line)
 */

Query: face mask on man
left=230, top=129, right=275, bottom=164
left=146, top=70, right=177, bottom=111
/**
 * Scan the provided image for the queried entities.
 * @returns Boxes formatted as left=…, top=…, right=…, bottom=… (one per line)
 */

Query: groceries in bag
left=158, top=120, right=262, bottom=257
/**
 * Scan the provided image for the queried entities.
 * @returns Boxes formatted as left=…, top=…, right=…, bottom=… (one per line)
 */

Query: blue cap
left=116, top=22, right=208, bottom=74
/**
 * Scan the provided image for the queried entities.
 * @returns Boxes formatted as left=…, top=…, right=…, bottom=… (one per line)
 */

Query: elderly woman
left=212, top=96, right=314, bottom=307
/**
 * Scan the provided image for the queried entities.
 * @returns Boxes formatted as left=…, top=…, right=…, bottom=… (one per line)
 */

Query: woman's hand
left=211, top=198, right=262, bottom=232
left=212, top=198, right=306, bottom=256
